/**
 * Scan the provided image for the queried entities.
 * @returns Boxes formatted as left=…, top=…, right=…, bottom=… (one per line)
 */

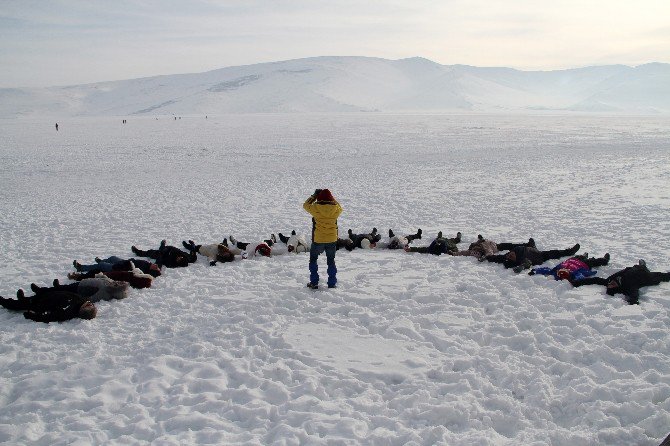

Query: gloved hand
left=210, top=261, right=217, bottom=266
left=528, top=269, right=536, bottom=276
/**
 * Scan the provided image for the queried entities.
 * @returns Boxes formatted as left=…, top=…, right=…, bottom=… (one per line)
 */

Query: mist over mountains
left=1, top=56, right=669, bottom=117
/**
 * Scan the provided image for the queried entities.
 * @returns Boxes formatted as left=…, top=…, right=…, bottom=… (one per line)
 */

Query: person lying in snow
left=453, top=234, right=535, bottom=260
left=30, top=276, right=129, bottom=302
left=405, top=231, right=462, bottom=256
left=73, top=256, right=162, bottom=277
left=483, top=242, right=581, bottom=273
left=228, top=235, right=273, bottom=258
left=336, top=237, right=355, bottom=251
left=375, top=229, right=423, bottom=250
left=570, top=259, right=670, bottom=305
left=347, top=228, right=382, bottom=249
left=529, top=253, right=610, bottom=281
left=182, top=240, right=238, bottom=265
left=131, top=240, right=197, bottom=268
left=277, top=231, right=311, bottom=253
left=0, top=288, right=97, bottom=323
left=68, top=266, right=153, bottom=289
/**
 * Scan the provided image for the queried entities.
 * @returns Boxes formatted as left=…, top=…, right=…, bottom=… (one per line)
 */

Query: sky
left=1, top=0, right=669, bottom=88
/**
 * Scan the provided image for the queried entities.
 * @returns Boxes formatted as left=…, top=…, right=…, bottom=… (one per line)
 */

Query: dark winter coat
left=0, top=291, right=90, bottom=323
left=603, top=265, right=670, bottom=304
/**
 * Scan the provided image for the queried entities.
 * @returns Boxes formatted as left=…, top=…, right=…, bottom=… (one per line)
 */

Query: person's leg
left=540, top=244, right=580, bottom=262
left=0, top=295, right=29, bottom=311
left=642, top=271, right=670, bottom=287
left=80, top=262, right=113, bottom=273
left=406, top=229, right=422, bottom=243
left=583, top=254, right=610, bottom=268
left=408, top=246, right=430, bottom=253
left=325, top=243, right=337, bottom=288
left=309, top=243, right=325, bottom=286
left=278, top=233, right=290, bottom=244
left=131, top=246, right=159, bottom=259
left=101, top=256, right=125, bottom=264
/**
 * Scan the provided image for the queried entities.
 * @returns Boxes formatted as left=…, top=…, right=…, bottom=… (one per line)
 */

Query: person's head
left=360, top=238, right=371, bottom=249
left=556, top=269, right=571, bottom=280
left=149, top=263, right=162, bottom=277
left=606, top=277, right=622, bottom=295
left=175, top=255, right=187, bottom=267
left=316, top=189, right=335, bottom=202
left=217, top=251, right=235, bottom=263
left=78, top=301, right=97, bottom=320
left=505, top=251, right=517, bottom=262
left=256, top=244, right=272, bottom=257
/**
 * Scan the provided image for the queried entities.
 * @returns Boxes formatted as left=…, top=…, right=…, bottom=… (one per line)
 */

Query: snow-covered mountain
left=2, top=56, right=669, bottom=117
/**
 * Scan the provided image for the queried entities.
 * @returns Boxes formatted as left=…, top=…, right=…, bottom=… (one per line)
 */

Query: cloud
left=0, top=0, right=669, bottom=87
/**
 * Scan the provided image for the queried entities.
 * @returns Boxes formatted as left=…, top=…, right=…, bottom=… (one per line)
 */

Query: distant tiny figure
left=55, top=123, right=59, bottom=131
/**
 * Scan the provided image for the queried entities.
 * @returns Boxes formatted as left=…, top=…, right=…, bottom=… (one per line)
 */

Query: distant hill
left=1, top=57, right=669, bottom=117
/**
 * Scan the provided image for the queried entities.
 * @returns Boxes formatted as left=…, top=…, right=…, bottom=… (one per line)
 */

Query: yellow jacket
left=303, top=196, right=343, bottom=243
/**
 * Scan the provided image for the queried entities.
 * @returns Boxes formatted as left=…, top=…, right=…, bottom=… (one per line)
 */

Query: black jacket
left=0, top=291, right=89, bottom=323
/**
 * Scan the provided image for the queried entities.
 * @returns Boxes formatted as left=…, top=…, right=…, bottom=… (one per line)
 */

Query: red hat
left=255, top=243, right=272, bottom=257
left=317, top=189, right=335, bottom=202
left=557, top=269, right=571, bottom=281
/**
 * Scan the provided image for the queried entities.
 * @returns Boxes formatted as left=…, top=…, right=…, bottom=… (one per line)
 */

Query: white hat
left=361, top=238, right=371, bottom=249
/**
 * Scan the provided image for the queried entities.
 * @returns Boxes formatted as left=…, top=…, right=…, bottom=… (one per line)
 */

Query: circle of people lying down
left=2, top=228, right=669, bottom=323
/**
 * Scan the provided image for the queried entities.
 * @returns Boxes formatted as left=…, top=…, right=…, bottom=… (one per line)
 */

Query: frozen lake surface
left=1, top=114, right=669, bottom=445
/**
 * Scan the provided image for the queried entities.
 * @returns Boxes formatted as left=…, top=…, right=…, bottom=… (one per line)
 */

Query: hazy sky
left=1, top=0, right=669, bottom=88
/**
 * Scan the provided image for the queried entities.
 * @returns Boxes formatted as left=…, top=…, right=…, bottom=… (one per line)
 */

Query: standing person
left=304, top=189, right=343, bottom=289
left=55, top=123, right=59, bottom=131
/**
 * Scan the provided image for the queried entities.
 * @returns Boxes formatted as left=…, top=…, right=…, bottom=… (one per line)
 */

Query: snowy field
left=1, top=113, right=670, bottom=445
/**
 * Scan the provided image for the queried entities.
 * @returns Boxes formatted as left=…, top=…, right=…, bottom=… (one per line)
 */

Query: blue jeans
left=78, top=256, right=125, bottom=272
left=309, top=242, right=337, bottom=287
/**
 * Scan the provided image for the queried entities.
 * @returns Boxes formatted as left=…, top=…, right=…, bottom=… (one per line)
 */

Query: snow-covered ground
left=1, top=113, right=669, bottom=445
